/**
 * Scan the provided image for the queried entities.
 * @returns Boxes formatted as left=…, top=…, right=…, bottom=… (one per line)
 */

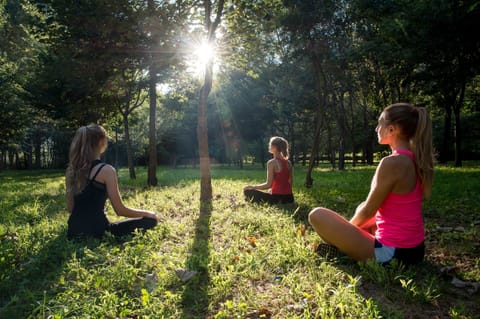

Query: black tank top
left=67, top=160, right=110, bottom=238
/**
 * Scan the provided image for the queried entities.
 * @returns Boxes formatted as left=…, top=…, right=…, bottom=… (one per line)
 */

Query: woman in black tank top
left=66, top=125, right=158, bottom=239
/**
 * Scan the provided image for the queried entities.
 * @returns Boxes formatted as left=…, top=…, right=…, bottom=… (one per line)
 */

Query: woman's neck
left=390, top=140, right=410, bottom=153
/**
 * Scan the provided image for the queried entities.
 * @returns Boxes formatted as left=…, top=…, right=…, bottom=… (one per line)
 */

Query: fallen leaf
left=300, top=224, right=306, bottom=236
left=258, top=307, right=272, bottom=318
left=231, top=255, right=240, bottom=262
left=175, top=268, right=197, bottom=282
left=246, top=236, right=257, bottom=247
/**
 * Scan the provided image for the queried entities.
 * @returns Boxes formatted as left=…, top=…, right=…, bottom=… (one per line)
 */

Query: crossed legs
left=308, top=207, right=375, bottom=261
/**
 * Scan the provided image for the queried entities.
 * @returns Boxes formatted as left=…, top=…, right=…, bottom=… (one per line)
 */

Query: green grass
left=0, top=164, right=479, bottom=318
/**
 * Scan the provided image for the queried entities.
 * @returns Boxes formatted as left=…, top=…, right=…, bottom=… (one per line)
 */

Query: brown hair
left=270, top=136, right=289, bottom=160
left=383, top=103, right=435, bottom=198
left=66, top=124, right=107, bottom=194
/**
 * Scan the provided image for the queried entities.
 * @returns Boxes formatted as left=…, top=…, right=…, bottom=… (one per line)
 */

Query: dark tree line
left=1, top=0, right=479, bottom=187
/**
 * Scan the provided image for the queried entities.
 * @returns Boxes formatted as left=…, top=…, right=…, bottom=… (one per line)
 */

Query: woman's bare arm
left=100, top=165, right=158, bottom=220
left=350, top=157, right=398, bottom=226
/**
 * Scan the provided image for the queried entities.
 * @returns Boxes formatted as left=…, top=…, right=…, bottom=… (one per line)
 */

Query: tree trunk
left=338, top=136, right=345, bottom=170
left=198, top=59, right=213, bottom=201
left=123, top=114, right=136, bottom=179
left=305, top=109, right=322, bottom=188
left=259, top=138, right=265, bottom=168
left=147, top=63, right=158, bottom=186
left=26, top=139, right=33, bottom=169
left=290, top=122, right=295, bottom=166
left=114, top=128, right=119, bottom=168
left=147, top=0, right=157, bottom=186
left=327, top=124, right=335, bottom=169
left=305, top=49, right=326, bottom=187
left=348, top=91, right=357, bottom=167
left=8, top=150, right=14, bottom=169
left=15, top=151, right=20, bottom=169
left=439, top=102, right=452, bottom=164
left=336, top=97, right=346, bottom=171
left=34, top=133, right=41, bottom=169
left=195, top=0, right=225, bottom=201
left=453, top=79, right=466, bottom=167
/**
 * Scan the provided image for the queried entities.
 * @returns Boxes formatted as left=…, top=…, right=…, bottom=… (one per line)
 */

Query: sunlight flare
left=187, top=40, right=219, bottom=77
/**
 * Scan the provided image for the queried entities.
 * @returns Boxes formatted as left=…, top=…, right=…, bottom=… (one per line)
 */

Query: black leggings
left=392, top=241, right=425, bottom=266
left=244, top=189, right=294, bottom=204
left=108, top=217, right=158, bottom=237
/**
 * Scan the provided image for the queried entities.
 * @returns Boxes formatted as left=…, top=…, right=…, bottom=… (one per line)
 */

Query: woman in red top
left=243, top=136, right=294, bottom=204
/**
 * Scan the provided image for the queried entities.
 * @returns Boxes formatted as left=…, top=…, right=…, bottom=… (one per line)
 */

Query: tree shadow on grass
left=181, top=201, right=212, bottom=319
left=0, top=231, right=103, bottom=318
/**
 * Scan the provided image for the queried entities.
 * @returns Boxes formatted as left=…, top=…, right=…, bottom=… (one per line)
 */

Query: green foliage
left=0, top=165, right=479, bottom=317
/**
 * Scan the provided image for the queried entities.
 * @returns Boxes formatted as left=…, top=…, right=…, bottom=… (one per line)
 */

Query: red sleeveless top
left=271, top=159, right=292, bottom=195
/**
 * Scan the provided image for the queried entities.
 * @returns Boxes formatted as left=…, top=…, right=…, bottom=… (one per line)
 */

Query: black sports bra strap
left=90, top=163, right=106, bottom=182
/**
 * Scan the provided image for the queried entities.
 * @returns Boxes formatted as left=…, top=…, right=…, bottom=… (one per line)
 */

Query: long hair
left=270, top=136, right=289, bottom=160
left=66, top=124, right=107, bottom=194
left=383, top=103, right=435, bottom=198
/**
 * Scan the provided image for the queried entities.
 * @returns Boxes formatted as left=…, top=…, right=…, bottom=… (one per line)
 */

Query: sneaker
left=315, top=243, right=340, bottom=259
left=315, top=243, right=355, bottom=264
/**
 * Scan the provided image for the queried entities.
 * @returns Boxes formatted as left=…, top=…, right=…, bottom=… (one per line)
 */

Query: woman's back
left=375, top=149, right=423, bottom=248
left=68, top=160, right=109, bottom=238
left=271, top=159, right=292, bottom=195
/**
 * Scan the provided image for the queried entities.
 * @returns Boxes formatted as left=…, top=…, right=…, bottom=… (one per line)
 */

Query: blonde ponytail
left=383, top=103, right=435, bottom=198
left=412, top=107, right=434, bottom=198
left=66, top=125, right=107, bottom=194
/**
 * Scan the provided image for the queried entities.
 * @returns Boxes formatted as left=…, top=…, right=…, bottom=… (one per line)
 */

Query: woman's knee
left=308, top=207, right=330, bottom=225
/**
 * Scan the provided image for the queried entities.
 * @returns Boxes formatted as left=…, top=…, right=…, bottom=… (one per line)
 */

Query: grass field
left=0, top=164, right=479, bottom=318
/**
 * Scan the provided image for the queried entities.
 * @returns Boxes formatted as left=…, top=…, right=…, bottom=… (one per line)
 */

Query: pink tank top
left=375, top=149, right=424, bottom=248
left=271, top=159, right=292, bottom=195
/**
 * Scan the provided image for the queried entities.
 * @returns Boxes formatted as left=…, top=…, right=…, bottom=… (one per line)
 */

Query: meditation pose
left=66, top=124, right=158, bottom=239
left=243, top=136, right=294, bottom=204
left=309, top=103, right=434, bottom=265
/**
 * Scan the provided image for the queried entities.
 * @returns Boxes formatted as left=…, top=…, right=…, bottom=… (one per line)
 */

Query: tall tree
left=108, top=68, right=147, bottom=179
left=197, top=0, right=225, bottom=201
left=146, top=0, right=158, bottom=186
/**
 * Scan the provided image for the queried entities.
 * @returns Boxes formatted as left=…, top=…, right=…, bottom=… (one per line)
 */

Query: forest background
left=1, top=0, right=479, bottom=184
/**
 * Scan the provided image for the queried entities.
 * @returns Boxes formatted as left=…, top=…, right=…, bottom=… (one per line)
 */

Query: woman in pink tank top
left=243, top=136, right=294, bottom=204
left=309, top=103, right=435, bottom=265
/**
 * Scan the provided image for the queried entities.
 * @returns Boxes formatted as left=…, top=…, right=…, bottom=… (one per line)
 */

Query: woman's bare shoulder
left=378, top=154, right=412, bottom=176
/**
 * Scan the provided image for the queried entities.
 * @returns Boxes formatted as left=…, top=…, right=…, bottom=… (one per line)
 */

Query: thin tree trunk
left=147, top=63, right=158, bottom=186
left=305, top=50, right=326, bottom=187
left=34, top=133, right=41, bottom=169
left=147, top=0, right=157, bottom=186
left=453, top=79, right=466, bottom=167
left=198, top=60, right=213, bottom=201
left=114, top=129, right=119, bottom=168
left=327, top=123, right=335, bottom=169
left=290, top=122, right=295, bottom=166
left=123, top=114, right=136, bottom=179
left=8, top=150, right=14, bottom=169
left=196, top=0, right=225, bottom=201
left=440, top=102, right=452, bottom=164
left=336, top=96, right=346, bottom=171
left=305, top=109, right=322, bottom=188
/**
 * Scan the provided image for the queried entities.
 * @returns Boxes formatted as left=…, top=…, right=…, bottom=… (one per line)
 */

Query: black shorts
left=375, top=239, right=425, bottom=266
